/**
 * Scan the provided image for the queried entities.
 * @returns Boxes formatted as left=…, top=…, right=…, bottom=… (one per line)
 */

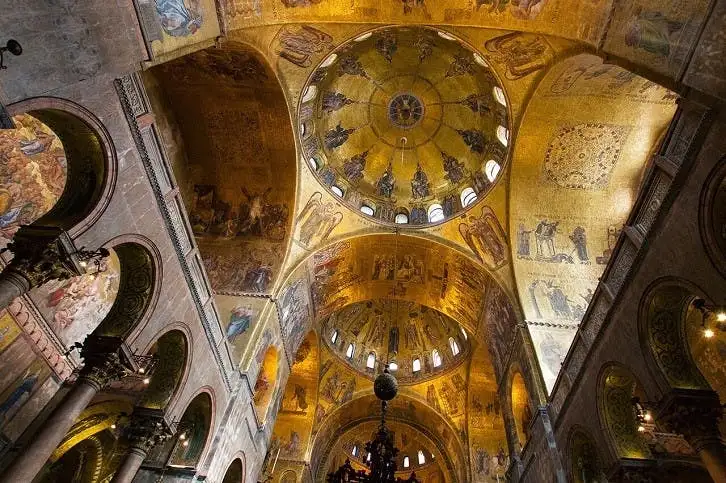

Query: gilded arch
left=138, top=328, right=189, bottom=410
left=638, top=278, right=711, bottom=391
left=596, top=363, right=652, bottom=460
left=566, top=425, right=605, bottom=483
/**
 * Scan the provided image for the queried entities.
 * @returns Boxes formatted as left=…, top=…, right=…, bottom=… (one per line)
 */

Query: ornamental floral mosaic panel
left=543, top=123, right=630, bottom=190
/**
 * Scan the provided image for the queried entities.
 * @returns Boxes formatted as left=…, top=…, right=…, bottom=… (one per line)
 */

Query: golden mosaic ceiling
left=299, top=26, right=510, bottom=226
left=320, top=299, right=471, bottom=384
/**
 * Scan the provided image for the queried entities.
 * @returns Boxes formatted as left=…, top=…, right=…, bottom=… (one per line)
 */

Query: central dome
left=298, top=26, right=510, bottom=226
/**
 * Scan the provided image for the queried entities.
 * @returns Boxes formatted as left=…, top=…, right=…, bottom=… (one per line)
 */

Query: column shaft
left=110, top=447, right=147, bottom=483
left=3, top=378, right=99, bottom=482
left=697, top=441, right=726, bottom=483
left=0, top=269, right=30, bottom=310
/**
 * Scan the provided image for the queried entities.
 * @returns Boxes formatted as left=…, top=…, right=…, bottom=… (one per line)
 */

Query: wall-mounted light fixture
left=693, top=298, right=726, bottom=338
left=0, top=40, right=22, bottom=70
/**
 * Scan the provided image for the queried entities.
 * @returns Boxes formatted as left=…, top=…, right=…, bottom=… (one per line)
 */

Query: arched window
left=496, top=125, right=509, bottom=147
left=395, top=212, right=409, bottom=224
left=437, top=31, right=456, bottom=41
left=320, top=53, right=337, bottom=68
left=366, top=352, right=376, bottom=369
left=432, top=350, right=442, bottom=368
left=493, top=86, right=507, bottom=106
left=331, top=329, right=339, bottom=344
left=352, top=445, right=358, bottom=457
left=428, top=204, right=444, bottom=223
left=366, top=452, right=372, bottom=463
left=460, top=187, right=477, bottom=207
left=355, top=32, right=372, bottom=42
left=346, top=343, right=355, bottom=359
left=473, top=53, right=488, bottom=67
left=331, top=185, right=344, bottom=197
left=418, top=450, right=426, bottom=465
left=308, top=157, right=319, bottom=171
left=449, top=337, right=460, bottom=356
left=300, top=123, right=307, bottom=137
left=412, top=358, right=421, bottom=372
left=360, top=204, right=375, bottom=216
left=403, top=456, right=410, bottom=468
left=389, top=360, right=398, bottom=371
left=485, top=160, right=501, bottom=182
left=460, top=327, right=468, bottom=340
left=301, top=85, right=318, bottom=103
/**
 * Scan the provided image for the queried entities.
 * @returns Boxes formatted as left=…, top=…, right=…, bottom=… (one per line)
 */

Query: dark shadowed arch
left=139, top=329, right=189, bottom=410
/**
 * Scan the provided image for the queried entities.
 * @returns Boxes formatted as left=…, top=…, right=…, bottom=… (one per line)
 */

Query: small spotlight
left=183, top=441, right=189, bottom=447
left=143, top=377, right=150, bottom=384
left=138, top=367, right=145, bottom=374
left=704, top=328, right=715, bottom=339
left=389, top=361, right=398, bottom=371
left=637, top=425, right=645, bottom=432
left=179, top=433, right=186, bottom=440
left=89, top=274, right=96, bottom=280
left=643, top=412, right=652, bottom=422
left=717, top=312, right=726, bottom=322
left=111, top=423, right=116, bottom=429
left=80, top=261, right=88, bottom=268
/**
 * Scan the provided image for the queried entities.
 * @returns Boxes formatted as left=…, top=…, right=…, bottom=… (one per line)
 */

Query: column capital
left=656, top=389, right=723, bottom=452
left=124, top=408, right=173, bottom=453
left=78, top=336, right=136, bottom=389
left=2, top=226, right=84, bottom=288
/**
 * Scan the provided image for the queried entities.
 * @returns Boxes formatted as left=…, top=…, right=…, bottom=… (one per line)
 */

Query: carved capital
left=656, top=389, right=723, bottom=452
left=2, top=226, right=84, bottom=288
left=78, top=351, right=133, bottom=389
left=124, top=409, right=173, bottom=453
left=77, top=337, right=136, bottom=389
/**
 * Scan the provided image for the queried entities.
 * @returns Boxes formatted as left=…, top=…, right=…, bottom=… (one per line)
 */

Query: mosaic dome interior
left=299, top=26, right=510, bottom=226
left=321, top=299, right=471, bottom=384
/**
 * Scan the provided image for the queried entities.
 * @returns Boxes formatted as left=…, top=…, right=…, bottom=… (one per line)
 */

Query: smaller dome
left=321, top=299, right=470, bottom=384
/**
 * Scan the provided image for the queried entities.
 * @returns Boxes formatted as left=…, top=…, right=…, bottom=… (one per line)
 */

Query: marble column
left=111, top=409, right=173, bottom=483
left=3, top=351, right=132, bottom=482
left=657, top=389, right=726, bottom=482
left=0, top=226, right=87, bottom=310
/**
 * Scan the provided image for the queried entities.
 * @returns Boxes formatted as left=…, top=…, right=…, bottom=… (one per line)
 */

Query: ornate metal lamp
left=326, top=367, right=419, bottom=483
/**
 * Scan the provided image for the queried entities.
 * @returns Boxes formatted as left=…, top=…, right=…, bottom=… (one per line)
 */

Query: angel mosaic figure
left=296, top=192, right=343, bottom=248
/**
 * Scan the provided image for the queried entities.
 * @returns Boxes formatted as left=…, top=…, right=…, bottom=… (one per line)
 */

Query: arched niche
left=270, top=331, right=318, bottom=462
left=222, top=457, right=245, bottom=483
left=138, top=329, right=189, bottom=410
left=254, top=345, right=280, bottom=423
left=143, top=41, right=297, bottom=296
left=508, top=52, right=678, bottom=393
left=700, top=157, right=726, bottom=277
left=597, top=364, right=652, bottom=460
left=639, top=280, right=711, bottom=391
left=567, top=427, right=605, bottom=483
left=640, top=279, right=726, bottom=437
left=146, top=391, right=214, bottom=469
left=510, top=371, right=533, bottom=451
left=6, top=98, right=116, bottom=238
left=90, top=240, right=158, bottom=340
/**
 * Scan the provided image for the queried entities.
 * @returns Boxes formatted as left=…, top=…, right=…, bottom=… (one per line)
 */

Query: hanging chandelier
left=326, top=367, right=420, bottom=483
